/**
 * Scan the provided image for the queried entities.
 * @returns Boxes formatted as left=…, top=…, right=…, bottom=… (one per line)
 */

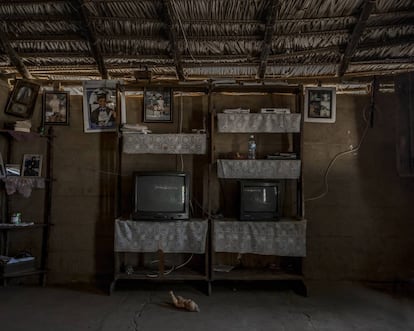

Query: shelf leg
left=40, top=273, right=47, bottom=287
left=292, top=280, right=307, bottom=297
left=207, top=281, right=212, bottom=296
left=158, top=249, right=165, bottom=277
left=109, top=279, right=117, bottom=295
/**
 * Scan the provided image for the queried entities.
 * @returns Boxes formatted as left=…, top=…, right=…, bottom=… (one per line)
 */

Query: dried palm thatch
left=0, top=0, right=411, bottom=82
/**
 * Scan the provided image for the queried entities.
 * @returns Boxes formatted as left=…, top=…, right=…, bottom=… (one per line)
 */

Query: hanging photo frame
left=143, top=88, right=173, bottom=123
left=82, top=80, right=120, bottom=133
left=5, top=80, right=40, bottom=119
left=43, top=91, right=70, bottom=125
left=304, top=87, right=336, bottom=123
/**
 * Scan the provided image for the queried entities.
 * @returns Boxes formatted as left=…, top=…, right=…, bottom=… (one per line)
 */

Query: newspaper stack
left=223, top=108, right=250, bottom=114
left=121, top=123, right=152, bottom=134
left=14, top=120, right=32, bottom=133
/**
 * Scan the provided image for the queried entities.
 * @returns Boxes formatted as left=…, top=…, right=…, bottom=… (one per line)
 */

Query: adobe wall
left=1, top=84, right=412, bottom=284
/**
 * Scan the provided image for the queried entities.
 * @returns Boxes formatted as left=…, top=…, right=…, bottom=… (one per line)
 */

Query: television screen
left=239, top=181, right=281, bottom=221
left=132, top=171, right=190, bottom=220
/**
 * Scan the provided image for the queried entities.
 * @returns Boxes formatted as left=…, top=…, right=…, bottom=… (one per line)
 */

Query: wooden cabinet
left=208, top=86, right=307, bottom=295
left=0, top=128, right=54, bottom=286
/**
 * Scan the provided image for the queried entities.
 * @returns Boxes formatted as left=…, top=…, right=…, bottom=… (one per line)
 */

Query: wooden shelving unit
left=208, top=85, right=307, bottom=295
left=111, top=87, right=210, bottom=294
left=0, top=128, right=54, bottom=287
left=112, top=85, right=307, bottom=296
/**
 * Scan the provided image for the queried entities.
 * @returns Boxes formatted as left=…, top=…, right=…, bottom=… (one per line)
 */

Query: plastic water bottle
left=248, top=135, right=256, bottom=159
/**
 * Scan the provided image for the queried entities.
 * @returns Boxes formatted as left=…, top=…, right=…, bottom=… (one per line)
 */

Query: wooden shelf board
left=0, top=223, right=48, bottom=231
left=0, top=129, right=50, bottom=141
left=1, top=269, right=46, bottom=279
left=211, top=267, right=303, bottom=281
left=115, top=267, right=208, bottom=281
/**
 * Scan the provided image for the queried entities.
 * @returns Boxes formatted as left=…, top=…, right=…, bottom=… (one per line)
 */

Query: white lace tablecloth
left=114, top=219, right=208, bottom=253
left=217, top=159, right=301, bottom=179
left=214, top=219, right=306, bottom=256
left=217, top=113, right=301, bottom=133
left=2, top=177, right=45, bottom=197
left=122, top=133, right=207, bottom=154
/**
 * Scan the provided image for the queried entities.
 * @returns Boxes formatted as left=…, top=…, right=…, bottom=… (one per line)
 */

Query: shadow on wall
left=303, top=90, right=414, bottom=281
left=352, top=87, right=414, bottom=282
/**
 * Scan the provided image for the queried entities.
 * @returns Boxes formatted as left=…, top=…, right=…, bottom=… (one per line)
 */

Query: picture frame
left=143, top=88, right=173, bottom=123
left=21, top=154, right=42, bottom=177
left=43, top=91, right=70, bottom=125
left=82, top=80, right=119, bottom=133
left=0, top=153, right=5, bottom=178
left=304, top=87, right=336, bottom=123
left=5, top=80, right=41, bottom=119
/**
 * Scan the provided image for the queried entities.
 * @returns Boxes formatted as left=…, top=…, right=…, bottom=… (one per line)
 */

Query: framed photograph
left=143, top=88, right=173, bottom=123
left=5, top=80, right=41, bottom=118
left=43, top=91, right=69, bottom=125
left=21, top=154, right=42, bottom=177
left=83, top=80, right=119, bottom=133
left=304, top=87, right=336, bottom=123
left=0, top=153, right=5, bottom=178
left=6, top=164, right=21, bottom=176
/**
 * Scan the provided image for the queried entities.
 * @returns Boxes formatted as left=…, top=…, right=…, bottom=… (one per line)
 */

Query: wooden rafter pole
left=257, top=0, right=280, bottom=80
left=73, top=0, right=108, bottom=79
left=0, top=28, right=32, bottom=79
left=338, top=0, right=376, bottom=77
left=162, top=0, right=185, bottom=81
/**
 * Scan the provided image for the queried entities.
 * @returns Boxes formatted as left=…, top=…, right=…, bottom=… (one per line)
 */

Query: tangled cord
left=145, top=253, right=194, bottom=278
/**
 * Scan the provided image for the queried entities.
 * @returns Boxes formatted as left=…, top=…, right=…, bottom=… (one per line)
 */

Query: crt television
left=132, top=171, right=190, bottom=220
left=239, top=180, right=283, bottom=221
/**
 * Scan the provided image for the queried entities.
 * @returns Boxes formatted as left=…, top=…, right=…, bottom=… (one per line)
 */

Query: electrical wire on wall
left=305, top=81, right=377, bottom=202
left=179, top=92, right=184, bottom=172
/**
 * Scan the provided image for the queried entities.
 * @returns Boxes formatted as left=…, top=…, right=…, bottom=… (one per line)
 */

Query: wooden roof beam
left=73, top=0, right=108, bottom=79
left=257, top=0, right=280, bottom=80
left=161, top=0, right=185, bottom=81
left=338, top=0, right=375, bottom=77
left=0, top=29, right=32, bottom=79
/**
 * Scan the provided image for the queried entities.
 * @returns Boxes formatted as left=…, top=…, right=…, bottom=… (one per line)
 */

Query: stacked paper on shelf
left=260, top=108, right=291, bottom=114
left=14, top=120, right=32, bottom=132
left=223, top=108, right=250, bottom=114
left=121, top=123, right=152, bottom=134
left=267, top=152, right=297, bottom=159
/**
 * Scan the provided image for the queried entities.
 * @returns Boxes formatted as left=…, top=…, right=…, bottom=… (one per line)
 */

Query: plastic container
left=248, top=135, right=256, bottom=159
left=10, top=213, right=21, bottom=224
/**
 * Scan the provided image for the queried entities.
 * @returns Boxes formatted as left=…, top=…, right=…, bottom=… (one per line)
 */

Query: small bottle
left=11, top=212, right=21, bottom=224
left=248, top=135, right=256, bottom=159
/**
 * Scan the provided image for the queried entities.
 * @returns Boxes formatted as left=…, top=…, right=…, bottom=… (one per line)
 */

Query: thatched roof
left=0, top=0, right=412, bottom=82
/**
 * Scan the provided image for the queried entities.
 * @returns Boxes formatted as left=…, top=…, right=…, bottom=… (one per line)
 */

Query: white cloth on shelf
left=2, top=177, right=45, bottom=197
left=114, top=219, right=208, bottom=253
left=214, top=220, right=307, bottom=256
